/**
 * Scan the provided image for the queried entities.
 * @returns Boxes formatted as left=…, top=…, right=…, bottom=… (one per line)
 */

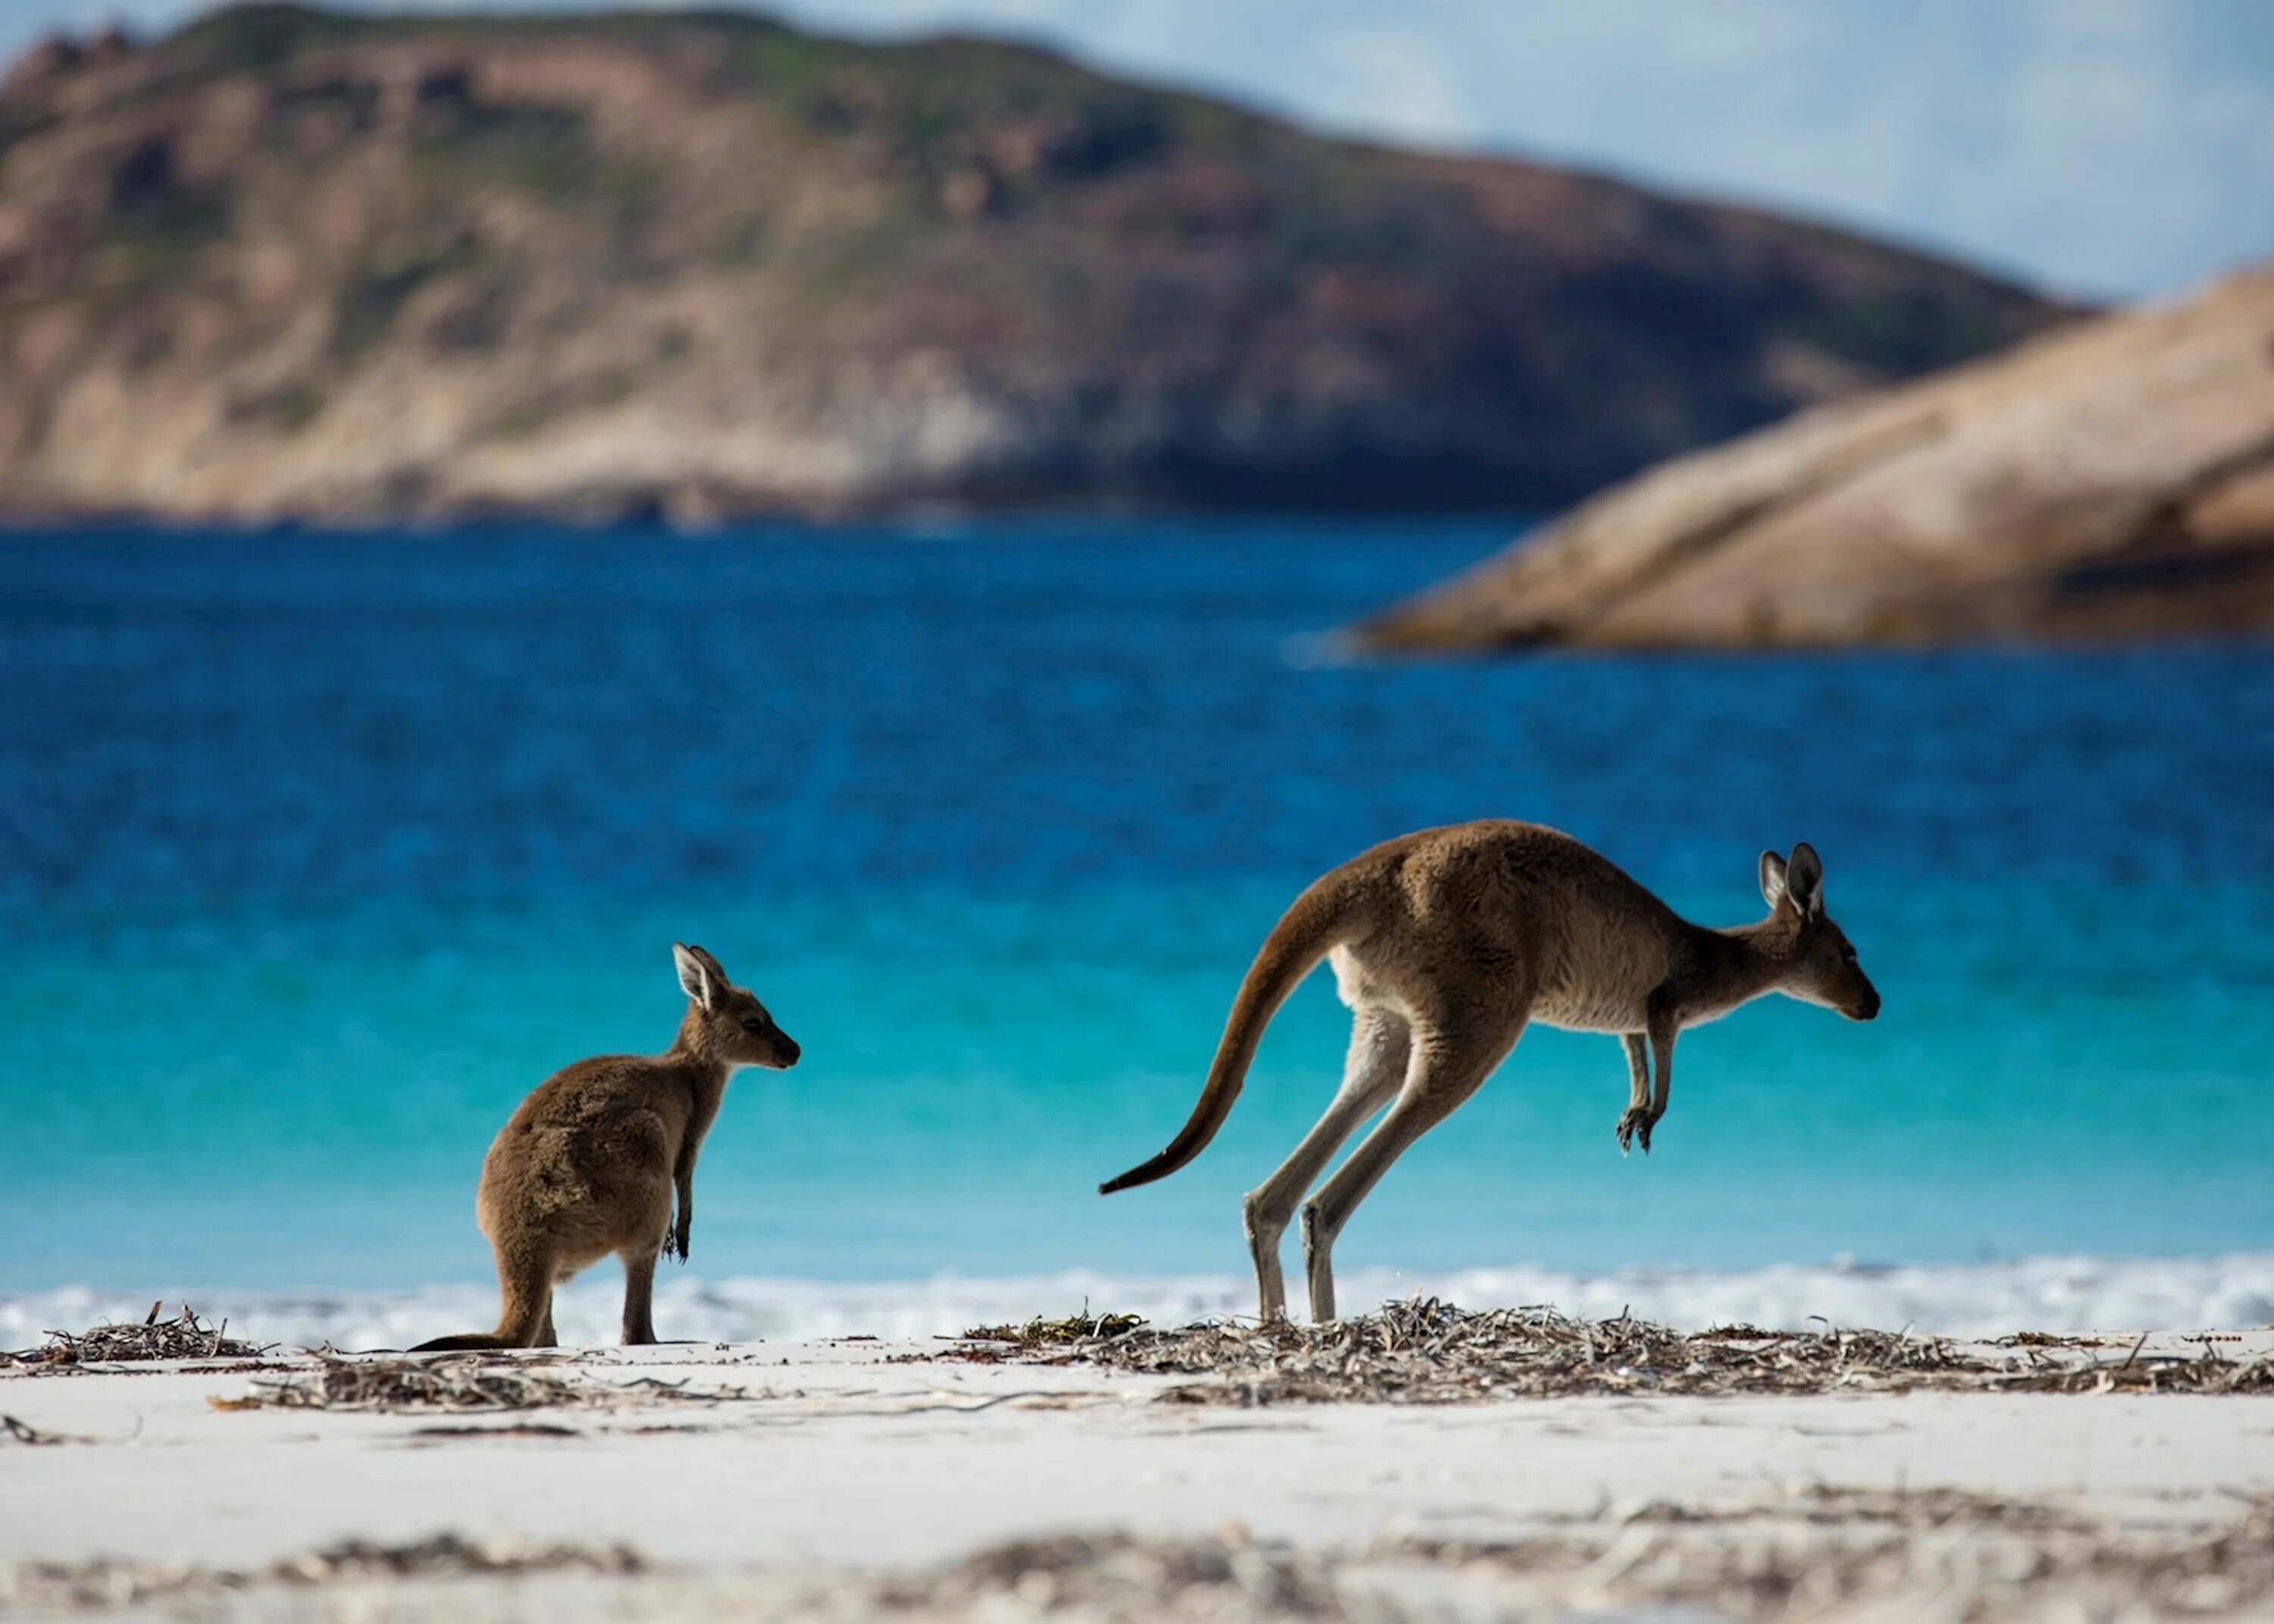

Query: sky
left=6, top=0, right=2272, bottom=301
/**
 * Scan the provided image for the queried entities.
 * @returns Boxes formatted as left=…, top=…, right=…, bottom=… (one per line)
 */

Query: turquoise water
left=3, top=520, right=2272, bottom=1304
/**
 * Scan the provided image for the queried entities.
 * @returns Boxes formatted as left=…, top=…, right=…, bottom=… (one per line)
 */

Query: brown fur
left=1100, top=821, right=1880, bottom=1323
left=411, top=943, right=798, bottom=1351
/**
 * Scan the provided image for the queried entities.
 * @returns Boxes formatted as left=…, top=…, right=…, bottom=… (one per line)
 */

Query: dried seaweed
left=5, top=1491, right=2272, bottom=1621
left=956, top=1296, right=2274, bottom=1405
left=960, top=1310, right=1148, bottom=1348
left=212, top=1353, right=756, bottom=1414
left=877, top=1530, right=1352, bottom=1618
left=2, top=1534, right=643, bottom=1612
left=911, top=1495, right=2274, bottom=1622
left=8, top=1303, right=269, bottom=1367
left=1389, top=1486, right=2274, bottom=1622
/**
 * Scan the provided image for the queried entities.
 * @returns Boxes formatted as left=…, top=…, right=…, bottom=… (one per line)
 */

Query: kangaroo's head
left=672, top=942, right=801, bottom=1068
left=1759, top=844, right=1880, bottom=1022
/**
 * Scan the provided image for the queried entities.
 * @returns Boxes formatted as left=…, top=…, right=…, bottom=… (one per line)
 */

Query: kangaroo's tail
left=1099, top=881, right=1359, bottom=1194
left=409, top=1249, right=549, bottom=1351
left=407, top=1331, right=524, bottom=1353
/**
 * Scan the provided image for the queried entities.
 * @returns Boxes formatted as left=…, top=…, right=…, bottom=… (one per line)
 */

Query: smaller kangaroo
left=1099, top=822, right=1880, bottom=1325
left=412, top=943, right=799, bottom=1351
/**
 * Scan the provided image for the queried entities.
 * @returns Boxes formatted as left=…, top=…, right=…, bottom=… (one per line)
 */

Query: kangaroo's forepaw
left=1616, top=1107, right=1652, bottom=1156
left=666, top=1225, right=689, bottom=1264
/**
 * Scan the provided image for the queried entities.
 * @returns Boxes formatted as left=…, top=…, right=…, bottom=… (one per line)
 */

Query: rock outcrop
left=1353, top=266, right=2274, bottom=649
left=0, top=4, right=2068, bottom=524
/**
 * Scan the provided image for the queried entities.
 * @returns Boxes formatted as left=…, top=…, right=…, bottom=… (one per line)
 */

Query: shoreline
left=6, top=1333, right=2272, bottom=1620
left=6, top=1251, right=2273, bottom=1353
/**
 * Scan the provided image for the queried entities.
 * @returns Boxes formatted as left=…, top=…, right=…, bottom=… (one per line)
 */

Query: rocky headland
left=1353, top=264, right=2274, bottom=649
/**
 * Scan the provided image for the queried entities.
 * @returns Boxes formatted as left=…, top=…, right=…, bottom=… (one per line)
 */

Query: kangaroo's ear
left=672, top=943, right=716, bottom=1010
left=1759, top=850, right=1789, bottom=911
left=686, top=943, right=730, bottom=987
left=1786, top=843, right=1825, bottom=920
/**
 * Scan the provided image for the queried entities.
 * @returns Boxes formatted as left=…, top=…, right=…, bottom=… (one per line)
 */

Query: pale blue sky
left=8, top=0, right=2271, bottom=299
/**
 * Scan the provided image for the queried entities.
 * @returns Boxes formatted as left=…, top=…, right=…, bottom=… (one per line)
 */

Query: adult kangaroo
left=412, top=943, right=799, bottom=1351
left=1098, top=822, right=1879, bottom=1324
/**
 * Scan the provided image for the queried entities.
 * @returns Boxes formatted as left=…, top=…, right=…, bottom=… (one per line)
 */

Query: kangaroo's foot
left=409, top=1331, right=523, bottom=1353
left=1615, top=1105, right=1655, bottom=1156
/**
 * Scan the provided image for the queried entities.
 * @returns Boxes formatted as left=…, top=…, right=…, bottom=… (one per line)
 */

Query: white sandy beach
left=5, top=1328, right=2272, bottom=1621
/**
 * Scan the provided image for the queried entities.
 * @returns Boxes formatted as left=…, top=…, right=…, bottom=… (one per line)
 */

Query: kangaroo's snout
left=772, top=1034, right=802, bottom=1069
left=1846, top=986, right=1882, bottom=1022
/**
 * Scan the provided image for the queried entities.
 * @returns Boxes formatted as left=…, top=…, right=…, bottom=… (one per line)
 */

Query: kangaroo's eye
left=1840, top=946, right=1858, bottom=964
left=739, top=1016, right=768, bottom=1033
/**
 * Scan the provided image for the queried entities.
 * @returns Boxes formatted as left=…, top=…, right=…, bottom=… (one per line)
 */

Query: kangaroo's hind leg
left=611, top=1116, right=676, bottom=1347
left=620, top=1247, right=659, bottom=1347
left=1301, top=1012, right=1523, bottom=1324
left=1243, top=1006, right=1409, bottom=1323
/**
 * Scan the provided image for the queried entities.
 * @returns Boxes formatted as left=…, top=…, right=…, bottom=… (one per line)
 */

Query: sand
left=5, top=1331, right=2273, bottom=1621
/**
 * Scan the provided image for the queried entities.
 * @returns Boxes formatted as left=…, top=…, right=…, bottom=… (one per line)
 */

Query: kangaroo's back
left=474, top=1053, right=697, bottom=1240
left=1456, top=822, right=1693, bottom=1031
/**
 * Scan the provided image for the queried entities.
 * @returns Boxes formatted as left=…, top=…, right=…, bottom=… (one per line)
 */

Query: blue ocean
left=4, top=518, right=2272, bottom=1344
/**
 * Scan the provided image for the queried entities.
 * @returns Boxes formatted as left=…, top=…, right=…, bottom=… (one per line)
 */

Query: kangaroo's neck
left=663, top=1011, right=736, bottom=1118
left=1674, top=913, right=1800, bottom=1022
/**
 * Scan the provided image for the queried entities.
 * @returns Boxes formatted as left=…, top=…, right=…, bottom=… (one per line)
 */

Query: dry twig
left=1, top=1413, right=61, bottom=1445
left=8, top=1303, right=269, bottom=1368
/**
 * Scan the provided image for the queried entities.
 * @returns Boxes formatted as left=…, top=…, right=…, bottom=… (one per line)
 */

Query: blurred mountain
left=1353, top=264, right=2274, bottom=649
left=0, top=4, right=2073, bottom=524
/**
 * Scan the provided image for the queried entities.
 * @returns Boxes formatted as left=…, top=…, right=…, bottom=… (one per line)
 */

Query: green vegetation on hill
left=0, top=3, right=2074, bottom=521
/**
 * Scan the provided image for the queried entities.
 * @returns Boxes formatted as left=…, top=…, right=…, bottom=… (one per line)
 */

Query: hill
left=0, top=4, right=2071, bottom=523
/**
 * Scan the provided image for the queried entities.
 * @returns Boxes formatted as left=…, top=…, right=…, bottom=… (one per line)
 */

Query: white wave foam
left=8, top=1254, right=2272, bottom=1353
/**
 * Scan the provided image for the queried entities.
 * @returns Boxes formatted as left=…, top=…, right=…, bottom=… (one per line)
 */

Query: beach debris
left=879, top=1529, right=1351, bottom=1619
left=951, top=1296, right=2274, bottom=1404
left=210, top=1352, right=756, bottom=1414
left=892, top=1494, right=2274, bottom=1620
left=958, top=1309, right=1149, bottom=1350
left=1, top=1534, right=644, bottom=1612
left=3, top=1489, right=2269, bottom=1619
left=1, top=1413, right=64, bottom=1445
left=7, top=1302, right=270, bottom=1367
left=1377, top=1485, right=2274, bottom=1623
